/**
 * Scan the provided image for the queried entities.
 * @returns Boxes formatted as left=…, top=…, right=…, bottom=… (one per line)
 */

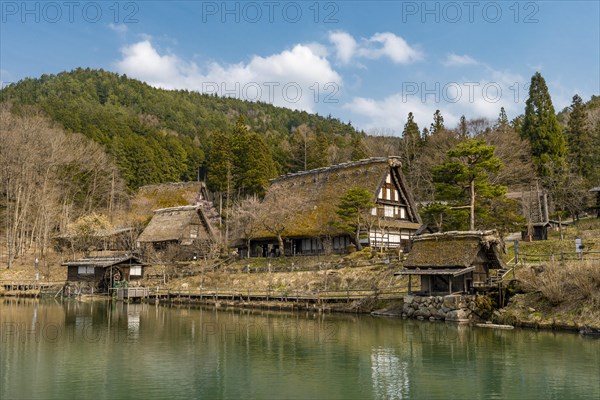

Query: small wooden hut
left=395, top=231, right=507, bottom=295
left=63, top=255, right=145, bottom=291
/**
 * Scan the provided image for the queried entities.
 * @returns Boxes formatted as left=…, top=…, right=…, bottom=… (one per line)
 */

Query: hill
left=0, top=68, right=361, bottom=190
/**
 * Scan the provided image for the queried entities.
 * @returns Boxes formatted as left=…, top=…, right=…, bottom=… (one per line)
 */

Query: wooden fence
left=519, top=251, right=600, bottom=263
left=143, top=285, right=408, bottom=304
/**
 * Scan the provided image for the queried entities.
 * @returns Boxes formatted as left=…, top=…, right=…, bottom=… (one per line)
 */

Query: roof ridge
left=271, top=156, right=400, bottom=183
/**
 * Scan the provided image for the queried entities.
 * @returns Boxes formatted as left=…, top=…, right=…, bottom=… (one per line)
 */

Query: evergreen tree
left=335, top=188, right=375, bottom=251
left=433, top=139, right=505, bottom=231
left=206, top=131, right=233, bottom=193
left=350, top=134, right=368, bottom=161
left=458, top=115, right=468, bottom=137
left=566, top=94, right=593, bottom=179
left=521, top=72, right=566, bottom=176
left=430, top=110, right=445, bottom=134
left=400, top=112, right=421, bottom=171
left=496, top=107, right=509, bottom=133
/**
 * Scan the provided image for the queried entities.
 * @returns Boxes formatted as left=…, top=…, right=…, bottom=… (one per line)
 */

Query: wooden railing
left=144, top=285, right=408, bottom=303
left=519, top=251, right=600, bottom=263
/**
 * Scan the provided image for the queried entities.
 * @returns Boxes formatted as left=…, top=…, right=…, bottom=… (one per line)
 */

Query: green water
left=1, top=299, right=599, bottom=399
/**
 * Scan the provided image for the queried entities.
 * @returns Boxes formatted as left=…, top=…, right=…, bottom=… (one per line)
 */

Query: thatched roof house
left=136, top=205, right=217, bottom=255
left=248, top=157, right=422, bottom=256
left=396, top=231, right=507, bottom=295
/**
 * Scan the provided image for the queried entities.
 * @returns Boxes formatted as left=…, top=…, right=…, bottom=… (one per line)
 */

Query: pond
left=1, top=298, right=598, bottom=399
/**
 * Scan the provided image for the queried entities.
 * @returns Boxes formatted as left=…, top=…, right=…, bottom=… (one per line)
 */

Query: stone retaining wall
left=402, top=294, right=483, bottom=322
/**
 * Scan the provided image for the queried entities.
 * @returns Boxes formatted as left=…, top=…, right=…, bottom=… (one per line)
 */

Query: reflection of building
left=371, top=347, right=410, bottom=399
left=396, top=231, right=507, bottom=295
left=245, top=157, right=423, bottom=257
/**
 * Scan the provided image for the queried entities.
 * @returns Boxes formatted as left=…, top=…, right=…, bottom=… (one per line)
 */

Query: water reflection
left=1, top=299, right=599, bottom=400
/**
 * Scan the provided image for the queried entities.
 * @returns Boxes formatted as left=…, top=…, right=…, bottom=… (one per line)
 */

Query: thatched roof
left=136, top=206, right=216, bottom=243
left=257, top=157, right=422, bottom=238
left=402, top=230, right=506, bottom=269
left=62, top=255, right=144, bottom=268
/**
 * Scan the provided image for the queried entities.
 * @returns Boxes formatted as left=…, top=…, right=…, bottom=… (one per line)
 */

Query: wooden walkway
left=113, top=286, right=408, bottom=304
left=0, top=280, right=65, bottom=297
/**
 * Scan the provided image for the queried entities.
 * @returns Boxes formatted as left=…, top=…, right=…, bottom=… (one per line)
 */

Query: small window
left=78, top=266, right=95, bottom=275
left=400, top=207, right=407, bottom=219
left=384, top=205, right=394, bottom=217
left=130, top=266, right=142, bottom=276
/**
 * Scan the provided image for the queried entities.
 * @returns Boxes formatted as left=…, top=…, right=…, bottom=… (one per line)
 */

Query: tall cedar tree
left=206, top=131, right=233, bottom=194
left=335, top=188, right=375, bottom=251
left=433, top=139, right=505, bottom=230
left=566, top=94, right=593, bottom=179
left=521, top=72, right=566, bottom=176
left=430, top=110, right=445, bottom=134
left=400, top=112, right=421, bottom=190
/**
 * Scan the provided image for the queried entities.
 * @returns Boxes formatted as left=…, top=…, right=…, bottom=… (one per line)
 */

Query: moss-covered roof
left=256, top=157, right=421, bottom=238
left=404, top=230, right=506, bottom=269
left=137, top=206, right=216, bottom=243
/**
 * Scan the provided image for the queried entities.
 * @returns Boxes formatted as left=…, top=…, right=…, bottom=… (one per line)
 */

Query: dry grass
left=519, top=260, right=600, bottom=306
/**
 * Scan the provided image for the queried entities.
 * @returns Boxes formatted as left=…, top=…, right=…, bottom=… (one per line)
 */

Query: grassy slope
left=498, top=218, right=600, bottom=330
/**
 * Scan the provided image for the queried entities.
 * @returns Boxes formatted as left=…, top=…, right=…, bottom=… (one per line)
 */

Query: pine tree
left=433, top=139, right=505, bottom=231
left=206, top=131, right=233, bottom=193
left=430, top=110, right=445, bottom=134
left=458, top=115, right=468, bottom=137
left=350, top=134, right=368, bottom=161
left=400, top=112, right=421, bottom=170
left=566, top=94, right=593, bottom=179
left=521, top=72, right=566, bottom=176
left=496, top=107, right=509, bottom=133
left=335, top=188, right=375, bottom=251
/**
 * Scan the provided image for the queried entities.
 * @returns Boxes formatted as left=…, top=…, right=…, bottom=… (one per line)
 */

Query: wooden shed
left=395, top=231, right=507, bottom=295
left=63, top=255, right=145, bottom=291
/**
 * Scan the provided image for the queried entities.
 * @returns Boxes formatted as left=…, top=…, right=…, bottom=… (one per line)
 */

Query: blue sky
left=1, top=1, right=599, bottom=133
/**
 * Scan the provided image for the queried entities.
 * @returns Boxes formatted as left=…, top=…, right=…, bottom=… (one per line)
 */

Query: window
left=384, top=205, right=394, bottom=217
left=130, top=266, right=142, bottom=276
left=78, top=266, right=94, bottom=275
left=400, top=207, right=406, bottom=219
left=371, top=207, right=377, bottom=216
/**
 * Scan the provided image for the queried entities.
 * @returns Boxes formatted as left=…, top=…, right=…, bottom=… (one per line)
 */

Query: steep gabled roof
left=403, top=230, right=506, bottom=269
left=136, top=205, right=216, bottom=243
left=257, top=157, right=421, bottom=238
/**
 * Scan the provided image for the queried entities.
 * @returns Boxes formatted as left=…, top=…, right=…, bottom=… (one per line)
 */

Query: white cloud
left=108, top=23, right=128, bottom=35
left=329, top=31, right=358, bottom=64
left=359, top=33, right=423, bottom=64
left=115, top=40, right=342, bottom=112
left=443, top=53, right=478, bottom=67
left=344, top=72, right=528, bottom=133
left=328, top=31, right=423, bottom=65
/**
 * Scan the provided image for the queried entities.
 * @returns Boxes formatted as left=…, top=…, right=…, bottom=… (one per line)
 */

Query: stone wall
left=402, top=294, right=484, bottom=322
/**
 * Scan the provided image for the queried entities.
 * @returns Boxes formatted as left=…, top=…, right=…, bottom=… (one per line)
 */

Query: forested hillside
left=1, top=69, right=599, bottom=267
left=0, top=68, right=361, bottom=190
